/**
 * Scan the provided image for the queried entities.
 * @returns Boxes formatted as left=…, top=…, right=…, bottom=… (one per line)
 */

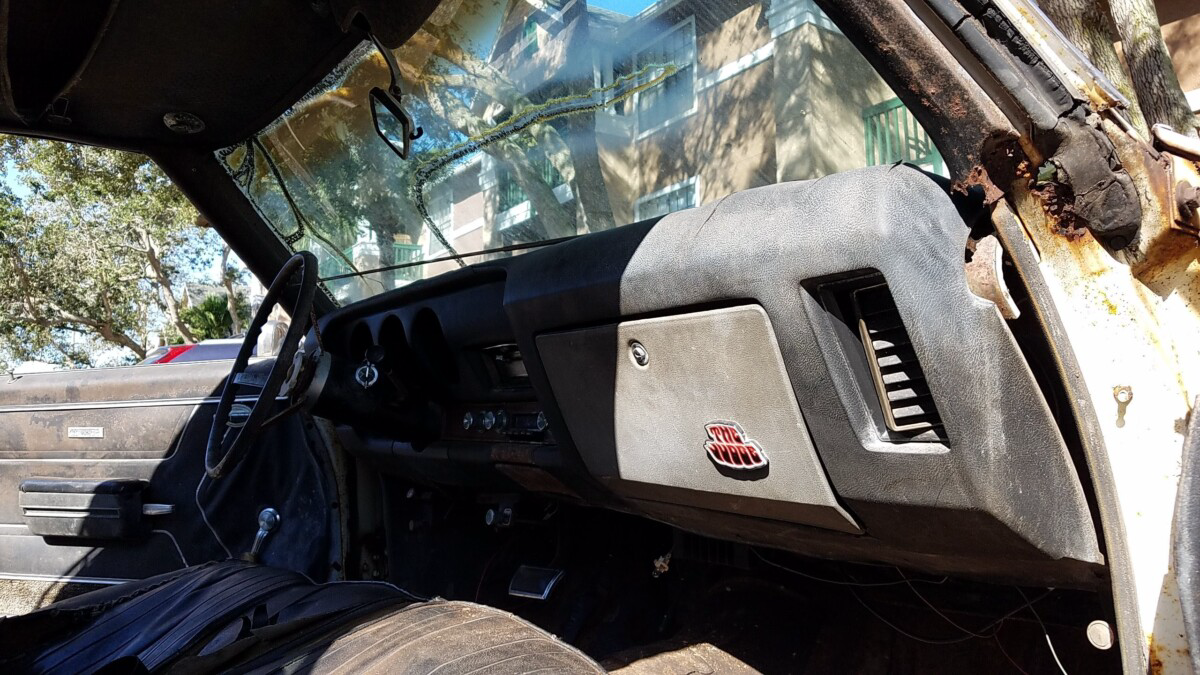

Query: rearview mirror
left=370, top=87, right=422, bottom=160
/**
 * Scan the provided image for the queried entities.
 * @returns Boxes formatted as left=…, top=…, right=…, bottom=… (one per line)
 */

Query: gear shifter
left=241, top=507, right=280, bottom=563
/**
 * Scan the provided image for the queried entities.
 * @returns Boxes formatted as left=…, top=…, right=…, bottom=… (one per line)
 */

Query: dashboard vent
left=852, top=283, right=945, bottom=437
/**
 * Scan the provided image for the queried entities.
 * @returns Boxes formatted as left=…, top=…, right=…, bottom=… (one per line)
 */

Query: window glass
left=218, top=0, right=946, bottom=304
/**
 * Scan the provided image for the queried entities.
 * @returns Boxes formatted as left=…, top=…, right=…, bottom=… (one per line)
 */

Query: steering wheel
left=205, top=252, right=319, bottom=479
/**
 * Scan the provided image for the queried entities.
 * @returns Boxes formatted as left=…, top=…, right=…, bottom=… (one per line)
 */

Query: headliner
left=0, top=0, right=436, bottom=153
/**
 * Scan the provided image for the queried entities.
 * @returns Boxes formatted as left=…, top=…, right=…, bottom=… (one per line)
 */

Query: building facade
left=414, top=0, right=940, bottom=279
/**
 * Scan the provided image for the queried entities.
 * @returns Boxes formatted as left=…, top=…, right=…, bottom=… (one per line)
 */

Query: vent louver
left=852, top=283, right=945, bottom=437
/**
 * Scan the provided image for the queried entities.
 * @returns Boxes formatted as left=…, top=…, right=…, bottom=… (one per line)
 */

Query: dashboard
left=310, top=165, right=1105, bottom=587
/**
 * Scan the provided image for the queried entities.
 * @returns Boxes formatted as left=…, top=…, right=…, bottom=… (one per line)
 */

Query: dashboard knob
left=494, top=410, right=509, bottom=430
left=535, top=411, right=548, bottom=432
left=481, top=410, right=496, bottom=430
left=462, top=412, right=474, bottom=430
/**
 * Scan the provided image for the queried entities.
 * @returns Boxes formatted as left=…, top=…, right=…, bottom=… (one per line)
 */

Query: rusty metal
left=966, top=235, right=1020, bottom=318
left=1174, top=181, right=1200, bottom=236
left=1153, top=124, right=1200, bottom=163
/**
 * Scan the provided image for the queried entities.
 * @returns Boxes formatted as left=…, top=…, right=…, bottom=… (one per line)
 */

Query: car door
left=0, top=357, right=340, bottom=615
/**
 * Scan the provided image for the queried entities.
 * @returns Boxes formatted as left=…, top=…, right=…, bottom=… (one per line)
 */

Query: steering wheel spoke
left=205, top=252, right=319, bottom=479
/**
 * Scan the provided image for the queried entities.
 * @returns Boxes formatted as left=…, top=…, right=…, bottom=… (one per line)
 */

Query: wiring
left=993, top=622, right=1032, bottom=675
left=1017, top=587, right=1070, bottom=675
left=195, top=471, right=233, bottom=559
left=848, top=587, right=980, bottom=645
left=754, top=547, right=1059, bottom=655
left=151, top=529, right=190, bottom=568
left=751, top=548, right=947, bottom=587
left=295, top=569, right=427, bottom=603
left=905, top=576, right=999, bottom=638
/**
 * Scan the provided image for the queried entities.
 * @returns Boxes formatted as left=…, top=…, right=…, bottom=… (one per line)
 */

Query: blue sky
left=3, top=160, right=31, bottom=198
left=587, top=0, right=655, bottom=16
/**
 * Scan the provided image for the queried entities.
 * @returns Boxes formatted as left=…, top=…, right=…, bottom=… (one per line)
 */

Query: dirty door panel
left=0, top=360, right=337, bottom=613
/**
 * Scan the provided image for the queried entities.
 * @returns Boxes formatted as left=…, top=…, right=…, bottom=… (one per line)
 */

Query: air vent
left=852, top=283, right=945, bottom=437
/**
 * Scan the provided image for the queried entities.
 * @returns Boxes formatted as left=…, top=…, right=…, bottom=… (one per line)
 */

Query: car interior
left=0, top=0, right=1134, bottom=672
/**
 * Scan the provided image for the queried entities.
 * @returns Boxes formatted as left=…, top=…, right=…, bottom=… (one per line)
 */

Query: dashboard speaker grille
left=852, top=283, right=945, bottom=437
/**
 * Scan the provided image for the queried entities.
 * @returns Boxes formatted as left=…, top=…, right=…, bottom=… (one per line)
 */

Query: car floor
left=421, top=505, right=1122, bottom=674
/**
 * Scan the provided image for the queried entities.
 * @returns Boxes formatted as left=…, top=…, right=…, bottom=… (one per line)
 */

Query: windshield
left=219, top=0, right=943, bottom=304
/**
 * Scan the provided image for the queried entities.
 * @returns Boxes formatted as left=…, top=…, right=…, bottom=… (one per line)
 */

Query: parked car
left=137, top=339, right=248, bottom=365
left=0, top=0, right=1198, bottom=673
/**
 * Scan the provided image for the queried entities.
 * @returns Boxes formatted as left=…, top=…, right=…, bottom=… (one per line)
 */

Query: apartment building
left=414, top=0, right=937, bottom=278
left=320, top=0, right=1197, bottom=291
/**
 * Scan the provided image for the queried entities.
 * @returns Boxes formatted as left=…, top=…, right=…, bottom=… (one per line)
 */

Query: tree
left=180, top=293, right=250, bottom=341
left=0, top=136, right=219, bottom=368
left=220, top=244, right=244, bottom=336
left=1038, top=0, right=1198, bottom=137
left=240, top=2, right=621, bottom=285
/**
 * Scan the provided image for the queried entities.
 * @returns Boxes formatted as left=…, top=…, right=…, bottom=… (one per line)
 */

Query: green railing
left=342, top=242, right=425, bottom=282
left=393, top=243, right=423, bottom=281
left=863, top=98, right=944, bottom=176
left=496, top=156, right=565, bottom=213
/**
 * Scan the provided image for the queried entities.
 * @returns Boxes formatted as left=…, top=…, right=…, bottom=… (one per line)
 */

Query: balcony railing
left=341, top=241, right=425, bottom=282
left=863, top=98, right=944, bottom=176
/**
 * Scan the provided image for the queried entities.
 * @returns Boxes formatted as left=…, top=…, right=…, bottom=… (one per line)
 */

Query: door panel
left=0, top=360, right=340, bottom=614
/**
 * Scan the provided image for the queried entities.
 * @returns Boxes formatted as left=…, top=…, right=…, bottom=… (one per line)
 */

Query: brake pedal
left=508, top=565, right=564, bottom=601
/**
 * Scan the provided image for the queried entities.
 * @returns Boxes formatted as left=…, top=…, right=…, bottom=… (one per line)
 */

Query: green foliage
left=0, top=136, right=219, bottom=369
left=180, top=293, right=250, bottom=341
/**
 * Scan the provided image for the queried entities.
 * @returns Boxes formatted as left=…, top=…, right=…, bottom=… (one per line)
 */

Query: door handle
left=19, top=478, right=149, bottom=540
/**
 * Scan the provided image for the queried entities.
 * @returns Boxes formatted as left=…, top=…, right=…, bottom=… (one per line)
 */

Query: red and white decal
left=704, top=421, right=768, bottom=470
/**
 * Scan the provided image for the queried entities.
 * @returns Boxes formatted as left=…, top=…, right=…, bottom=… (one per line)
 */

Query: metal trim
left=0, top=395, right=274, bottom=414
left=0, top=572, right=134, bottom=585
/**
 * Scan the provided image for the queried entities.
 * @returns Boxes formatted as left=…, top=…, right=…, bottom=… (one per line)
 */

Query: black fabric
left=0, top=561, right=603, bottom=674
left=0, top=562, right=396, bottom=674
left=0, top=1, right=440, bottom=151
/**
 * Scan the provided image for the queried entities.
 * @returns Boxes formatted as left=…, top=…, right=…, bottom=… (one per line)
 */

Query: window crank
left=240, top=507, right=280, bottom=563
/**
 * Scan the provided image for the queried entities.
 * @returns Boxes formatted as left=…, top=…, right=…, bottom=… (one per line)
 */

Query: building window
left=522, top=18, right=539, bottom=58
left=862, top=97, right=945, bottom=176
left=495, top=154, right=565, bottom=215
left=635, top=177, right=698, bottom=220
left=635, top=18, right=696, bottom=131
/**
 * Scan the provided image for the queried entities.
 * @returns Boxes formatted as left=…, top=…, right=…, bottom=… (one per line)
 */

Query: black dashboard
left=310, top=165, right=1106, bottom=587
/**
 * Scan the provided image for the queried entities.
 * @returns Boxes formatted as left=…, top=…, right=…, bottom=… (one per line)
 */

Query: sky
left=3, top=160, right=31, bottom=199
left=587, top=0, right=655, bottom=16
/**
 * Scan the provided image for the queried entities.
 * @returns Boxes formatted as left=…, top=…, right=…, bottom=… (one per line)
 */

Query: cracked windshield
left=218, top=0, right=944, bottom=303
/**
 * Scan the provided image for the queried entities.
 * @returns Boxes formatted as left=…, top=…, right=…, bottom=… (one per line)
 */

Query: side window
left=0, top=137, right=257, bottom=371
